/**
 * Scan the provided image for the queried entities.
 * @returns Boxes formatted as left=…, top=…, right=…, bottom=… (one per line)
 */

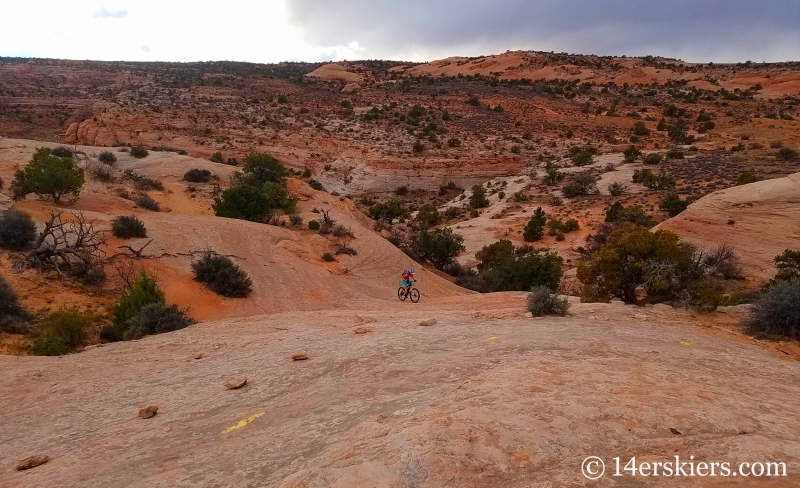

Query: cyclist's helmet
left=409, top=268, right=415, bottom=274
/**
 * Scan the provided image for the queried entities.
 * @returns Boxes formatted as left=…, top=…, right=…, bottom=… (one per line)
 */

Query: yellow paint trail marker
left=222, top=412, right=264, bottom=434
left=679, top=341, right=696, bottom=347
left=485, top=336, right=498, bottom=342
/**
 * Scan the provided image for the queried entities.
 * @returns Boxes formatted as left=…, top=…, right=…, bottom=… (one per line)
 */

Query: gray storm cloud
left=285, top=0, right=800, bottom=62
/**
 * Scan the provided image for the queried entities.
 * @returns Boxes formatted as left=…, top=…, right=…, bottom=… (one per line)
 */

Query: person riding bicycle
left=401, top=268, right=416, bottom=295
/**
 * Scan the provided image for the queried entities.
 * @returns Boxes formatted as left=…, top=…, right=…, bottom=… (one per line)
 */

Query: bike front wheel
left=409, top=288, right=420, bottom=303
left=398, top=287, right=407, bottom=301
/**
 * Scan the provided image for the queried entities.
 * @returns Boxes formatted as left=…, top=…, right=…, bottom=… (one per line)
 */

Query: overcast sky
left=2, top=1, right=799, bottom=63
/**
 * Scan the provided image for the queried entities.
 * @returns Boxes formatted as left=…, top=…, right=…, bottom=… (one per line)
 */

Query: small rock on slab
left=419, top=318, right=437, bottom=326
left=292, top=351, right=308, bottom=360
left=193, top=353, right=203, bottom=360
left=354, top=327, right=369, bottom=334
left=634, top=314, right=648, bottom=320
left=524, top=312, right=533, bottom=318
left=224, top=377, right=247, bottom=390
left=138, top=405, right=158, bottom=419
left=16, top=455, right=49, bottom=471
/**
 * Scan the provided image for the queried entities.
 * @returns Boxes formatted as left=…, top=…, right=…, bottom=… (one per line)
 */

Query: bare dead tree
left=25, top=210, right=106, bottom=279
left=108, top=239, right=153, bottom=261
left=319, top=208, right=335, bottom=234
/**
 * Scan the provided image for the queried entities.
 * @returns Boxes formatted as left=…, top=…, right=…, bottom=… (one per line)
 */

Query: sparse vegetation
left=112, top=271, right=165, bottom=340
left=184, top=168, right=212, bottom=183
left=0, top=209, right=37, bottom=250
left=130, top=146, right=149, bottom=158
left=111, top=215, right=147, bottom=239
left=136, top=194, right=160, bottom=211
left=123, top=303, right=195, bottom=340
left=98, top=151, right=117, bottom=165
left=0, top=275, right=29, bottom=333
left=30, top=306, right=92, bottom=356
left=747, top=277, right=799, bottom=338
left=776, top=147, right=799, bottom=160
left=659, top=192, right=693, bottom=216
left=191, top=251, right=253, bottom=298
left=527, top=286, right=570, bottom=317
left=608, top=181, right=628, bottom=196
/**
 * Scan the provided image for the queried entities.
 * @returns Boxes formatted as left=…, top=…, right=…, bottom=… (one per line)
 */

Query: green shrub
left=369, top=200, right=408, bottom=222
left=308, top=220, right=321, bottom=231
left=416, top=204, right=441, bottom=227
left=543, top=167, right=565, bottom=185
left=112, top=272, right=165, bottom=340
left=472, top=240, right=562, bottom=292
left=239, top=153, right=289, bottom=185
left=0, top=209, right=37, bottom=250
left=623, top=145, right=641, bottom=162
left=213, top=184, right=286, bottom=222
left=31, top=306, right=91, bottom=355
left=395, top=185, right=409, bottom=196
left=111, top=215, right=147, bottom=239
left=562, top=172, right=598, bottom=197
left=130, top=146, right=149, bottom=158
left=184, top=168, right=212, bottom=183
left=98, top=151, right=117, bottom=165
left=321, top=252, right=336, bottom=262
left=523, top=207, right=546, bottom=241
left=563, top=218, right=580, bottom=231
left=685, top=281, right=721, bottom=312
left=527, top=286, right=570, bottom=316
left=448, top=138, right=461, bottom=147
left=665, top=149, right=684, bottom=159
left=641, top=169, right=676, bottom=190
left=136, top=194, right=160, bottom=211
left=30, top=337, right=69, bottom=356
left=191, top=252, right=252, bottom=298
left=210, top=152, right=224, bottom=163
left=413, top=141, right=425, bottom=152
left=0, top=275, right=29, bottom=333
left=768, top=249, right=800, bottom=285
left=776, top=147, right=799, bottom=160
left=571, top=151, right=594, bottom=166
left=632, top=121, right=650, bottom=136
left=411, top=227, right=465, bottom=269
left=659, top=192, right=693, bottom=216
left=736, top=172, right=759, bottom=185
left=608, top=181, right=628, bottom=196
left=122, top=303, right=195, bottom=340
left=642, top=152, right=664, bottom=165
left=13, top=147, right=84, bottom=203
left=578, top=223, right=699, bottom=303
left=746, top=278, right=800, bottom=338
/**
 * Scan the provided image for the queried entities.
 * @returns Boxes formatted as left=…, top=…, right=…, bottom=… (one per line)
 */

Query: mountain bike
left=398, top=283, right=420, bottom=303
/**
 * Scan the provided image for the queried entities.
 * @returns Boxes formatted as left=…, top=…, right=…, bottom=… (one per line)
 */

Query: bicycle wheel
left=398, top=287, right=407, bottom=301
left=409, top=288, right=420, bottom=303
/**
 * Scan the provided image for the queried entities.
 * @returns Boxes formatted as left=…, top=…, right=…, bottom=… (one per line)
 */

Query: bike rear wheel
left=409, top=288, right=420, bottom=303
left=398, top=287, right=407, bottom=301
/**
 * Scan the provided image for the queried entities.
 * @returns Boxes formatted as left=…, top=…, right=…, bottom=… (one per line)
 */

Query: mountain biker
left=401, top=268, right=416, bottom=295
